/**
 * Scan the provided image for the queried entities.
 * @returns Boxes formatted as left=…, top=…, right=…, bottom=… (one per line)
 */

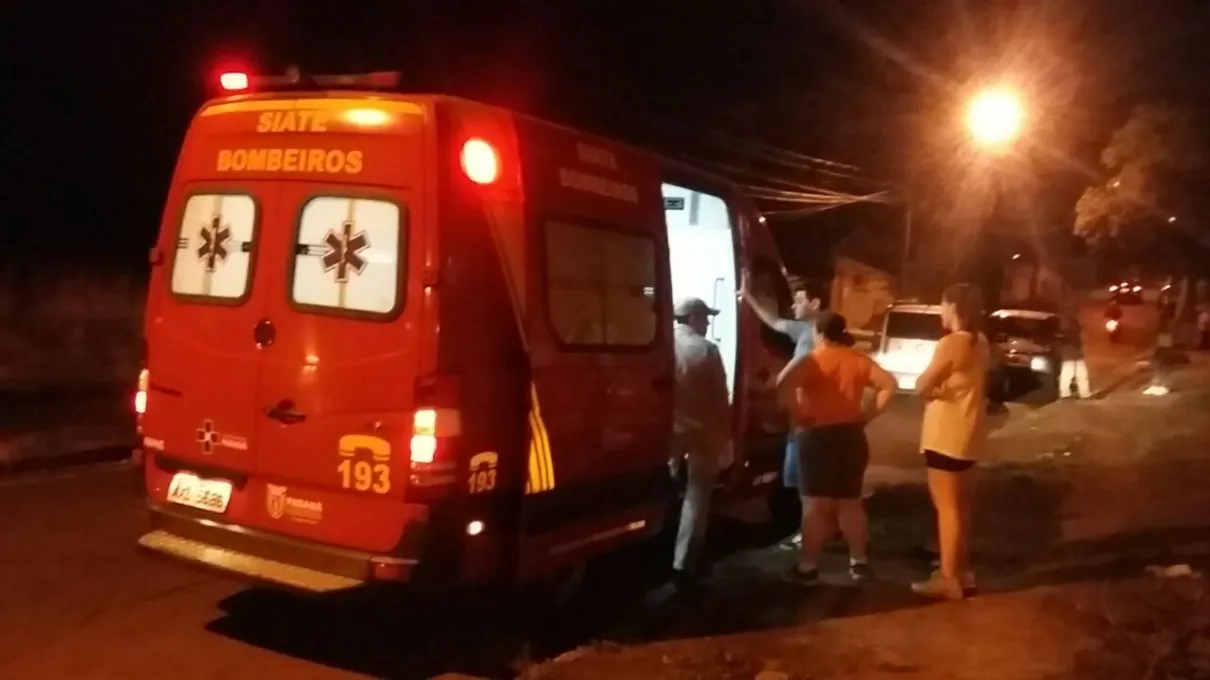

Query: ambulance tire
left=526, top=562, right=587, bottom=613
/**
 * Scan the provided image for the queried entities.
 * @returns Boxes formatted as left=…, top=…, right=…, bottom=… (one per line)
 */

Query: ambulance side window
left=290, top=196, right=403, bottom=317
left=171, top=193, right=257, bottom=301
left=544, top=220, right=657, bottom=347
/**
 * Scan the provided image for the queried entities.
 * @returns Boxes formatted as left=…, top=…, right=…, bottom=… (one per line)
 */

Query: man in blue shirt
left=739, top=274, right=821, bottom=549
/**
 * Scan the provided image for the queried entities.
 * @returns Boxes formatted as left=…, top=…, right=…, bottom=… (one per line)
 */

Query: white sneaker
left=927, top=563, right=977, bottom=593
left=778, top=532, right=803, bottom=550
left=911, top=572, right=964, bottom=600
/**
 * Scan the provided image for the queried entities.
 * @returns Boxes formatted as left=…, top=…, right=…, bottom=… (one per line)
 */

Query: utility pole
left=900, top=195, right=913, bottom=297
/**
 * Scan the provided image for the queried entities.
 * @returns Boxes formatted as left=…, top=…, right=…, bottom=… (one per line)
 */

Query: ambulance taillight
left=408, top=405, right=463, bottom=498
left=219, top=72, right=250, bottom=92
left=135, top=368, right=149, bottom=416
left=460, top=138, right=500, bottom=185
left=410, top=409, right=438, bottom=464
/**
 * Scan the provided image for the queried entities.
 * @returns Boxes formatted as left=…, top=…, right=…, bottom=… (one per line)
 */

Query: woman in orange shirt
left=776, top=311, right=897, bottom=586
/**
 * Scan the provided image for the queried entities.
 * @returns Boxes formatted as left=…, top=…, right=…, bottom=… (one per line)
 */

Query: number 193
left=337, top=459, right=391, bottom=494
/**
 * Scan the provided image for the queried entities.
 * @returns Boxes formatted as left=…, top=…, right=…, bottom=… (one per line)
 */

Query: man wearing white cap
left=671, top=296, right=733, bottom=586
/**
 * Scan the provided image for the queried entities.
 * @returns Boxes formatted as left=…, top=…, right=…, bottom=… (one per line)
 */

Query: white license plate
left=167, top=473, right=233, bottom=514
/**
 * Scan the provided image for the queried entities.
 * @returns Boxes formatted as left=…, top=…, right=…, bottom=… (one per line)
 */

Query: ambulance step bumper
left=139, top=529, right=365, bottom=592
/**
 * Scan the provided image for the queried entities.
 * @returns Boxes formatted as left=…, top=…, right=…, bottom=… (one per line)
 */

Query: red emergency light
left=217, top=68, right=402, bottom=93
left=219, top=72, right=250, bottom=91
left=460, top=138, right=500, bottom=185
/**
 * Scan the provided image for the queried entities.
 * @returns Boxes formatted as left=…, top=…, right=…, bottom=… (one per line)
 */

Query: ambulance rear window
left=290, top=196, right=403, bottom=318
left=171, top=193, right=257, bottom=302
left=544, top=220, right=657, bottom=347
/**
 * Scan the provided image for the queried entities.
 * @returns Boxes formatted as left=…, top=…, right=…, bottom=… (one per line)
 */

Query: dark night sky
left=7, top=0, right=1210, bottom=271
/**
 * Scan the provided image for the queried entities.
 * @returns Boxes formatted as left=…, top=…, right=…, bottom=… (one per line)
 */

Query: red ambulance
left=135, top=70, right=797, bottom=593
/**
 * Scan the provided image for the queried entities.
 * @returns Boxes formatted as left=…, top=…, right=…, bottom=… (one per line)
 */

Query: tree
left=1074, top=103, right=1209, bottom=334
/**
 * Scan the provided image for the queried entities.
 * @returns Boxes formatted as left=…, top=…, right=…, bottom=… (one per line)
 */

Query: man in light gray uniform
left=671, top=297, right=732, bottom=586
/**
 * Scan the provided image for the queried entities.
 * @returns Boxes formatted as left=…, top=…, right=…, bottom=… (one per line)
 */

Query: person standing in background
left=1059, top=312, right=1091, bottom=399
left=738, top=274, right=821, bottom=550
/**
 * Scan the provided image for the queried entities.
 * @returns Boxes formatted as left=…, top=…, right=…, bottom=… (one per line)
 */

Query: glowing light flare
left=875, top=350, right=932, bottom=375
left=219, top=72, right=250, bottom=91
left=302, top=353, right=320, bottom=374
left=135, top=368, right=150, bottom=415
left=460, top=138, right=500, bottom=185
left=466, top=520, right=485, bottom=536
left=343, top=108, right=392, bottom=127
left=409, top=435, right=437, bottom=464
left=966, top=87, right=1025, bottom=149
left=410, top=408, right=438, bottom=464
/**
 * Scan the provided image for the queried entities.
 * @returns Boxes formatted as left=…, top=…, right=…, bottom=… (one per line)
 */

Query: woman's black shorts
left=795, top=422, right=869, bottom=499
left=923, top=449, right=977, bottom=472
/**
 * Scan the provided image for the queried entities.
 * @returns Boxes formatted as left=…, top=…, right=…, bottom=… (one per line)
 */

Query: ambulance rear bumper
left=140, top=503, right=420, bottom=593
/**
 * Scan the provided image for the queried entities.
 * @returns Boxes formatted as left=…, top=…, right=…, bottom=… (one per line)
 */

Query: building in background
left=830, top=256, right=895, bottom=331
left=828, top=224, right=901, bottom=335
left=1000, top=259, right=1065, bottom=311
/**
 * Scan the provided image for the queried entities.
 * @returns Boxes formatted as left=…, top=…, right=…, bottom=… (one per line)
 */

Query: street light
left=900, top=88, right=1024, bottom=292
left=966, top=87, right=1024, bottom=150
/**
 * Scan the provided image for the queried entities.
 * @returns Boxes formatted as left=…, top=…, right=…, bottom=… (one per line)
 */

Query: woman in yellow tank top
left=912, top=283, right=990, bottom=600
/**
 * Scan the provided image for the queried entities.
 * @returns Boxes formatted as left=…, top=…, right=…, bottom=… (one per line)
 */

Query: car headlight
left=876, top=350, right=927, bottom=374
left=1030, top=356, right=1052, bottom=373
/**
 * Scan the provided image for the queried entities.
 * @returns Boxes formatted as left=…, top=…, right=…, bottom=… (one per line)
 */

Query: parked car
left=987, top=308, right=1061, bottom=399
left=873, top=302, right=945, bottom=392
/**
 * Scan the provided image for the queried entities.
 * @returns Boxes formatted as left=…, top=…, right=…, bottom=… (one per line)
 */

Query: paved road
left=0, top=466, right=386, bottom=679
left=863, top=301, right=1156, bottom=470
left=0, top=463, right=771, bottom=680
left=0, top=463, right=764, bottom=680
left=1080, top=300, right=1156, bottom=392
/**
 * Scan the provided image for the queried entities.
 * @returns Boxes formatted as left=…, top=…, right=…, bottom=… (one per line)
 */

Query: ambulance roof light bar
left=218, top=66, right=402, bottom=93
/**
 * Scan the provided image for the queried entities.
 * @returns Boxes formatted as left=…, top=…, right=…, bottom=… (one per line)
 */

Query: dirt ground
left=523, top=574, right=1209, bottom=680
left=519, top=357, right=1210, bottom=680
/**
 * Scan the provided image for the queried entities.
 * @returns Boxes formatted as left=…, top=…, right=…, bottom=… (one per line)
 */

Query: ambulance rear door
left=204, top=97, right=431, bottom=555
left=142, top=180, right=277, bottom=515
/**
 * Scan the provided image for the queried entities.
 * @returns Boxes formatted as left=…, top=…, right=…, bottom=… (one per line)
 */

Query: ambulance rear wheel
left=528, top=562, right=586, bottom=613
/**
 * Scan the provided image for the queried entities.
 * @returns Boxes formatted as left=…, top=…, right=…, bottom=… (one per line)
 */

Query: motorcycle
left=1105, top=318, right=1121, bottom=343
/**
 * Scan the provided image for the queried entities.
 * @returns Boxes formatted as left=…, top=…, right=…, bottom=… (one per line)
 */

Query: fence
left=0, top=261, right=147, bottom=393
